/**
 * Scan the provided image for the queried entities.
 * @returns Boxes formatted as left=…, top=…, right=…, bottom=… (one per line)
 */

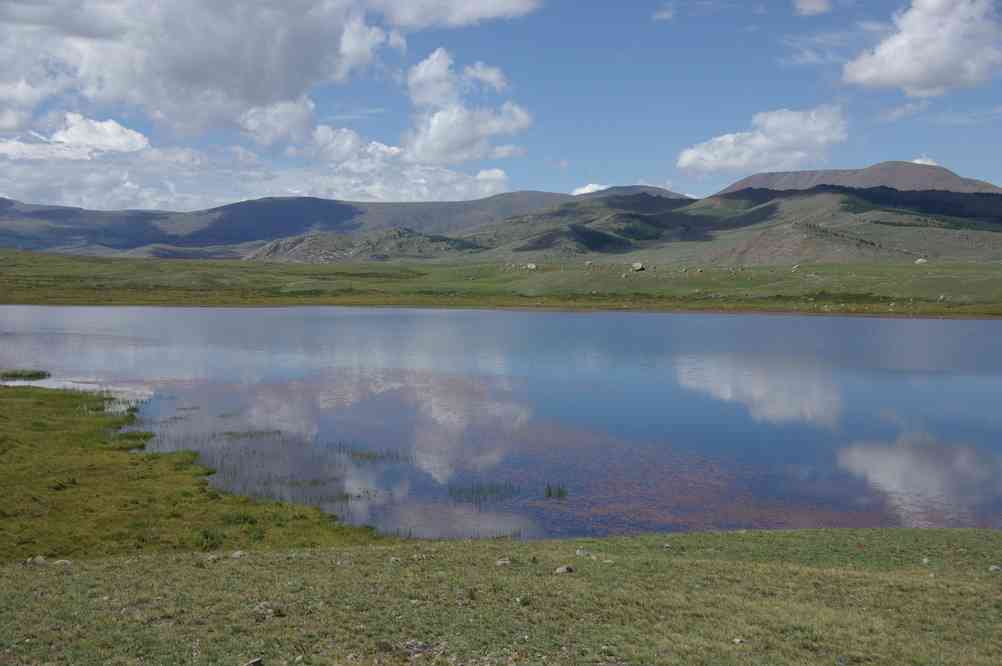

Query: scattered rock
left=25, top=555, right=47, bottom=566
left=253, top=602, right=285, bottom=620
left=989, top=565, right=1001, bottom=573
left=516, top=596, right=531, bottom=607
left=389, top=557, right=402, bottom=564
left=915, top=258, right=929, bottom=265
left=231, top=551, right=247, bottom=559
left=791, top=264, right=801, bottom=273
left=555, top=565, right=575, bottom=575
left=403, top=640, right=433, bottom=657
left=922, top=557, right=930, bottom=566
left=585, top=261, right=594, bottom=268
left=243, top=659, right=264, bottom=666
left=495, top=558, right=512, bottom=567
left=620, top=273, right=628, bottom=279
left=53, top=560, right=72, bottom=567
left=525, top=263, right=537, bottom=271
left=575, top=548, right=592, bottom=558
left=733, top=638, right=746, bottom=645
left=696, top=268, right=704, bottom=274
left=631, top=262, right=646, bottom=272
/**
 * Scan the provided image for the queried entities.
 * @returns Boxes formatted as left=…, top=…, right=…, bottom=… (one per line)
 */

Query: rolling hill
left=718, top=161, right=1002, bottom=196
left=0, top=191, right=578, bottom=255
left=3, top=162, right=1002, bottom=266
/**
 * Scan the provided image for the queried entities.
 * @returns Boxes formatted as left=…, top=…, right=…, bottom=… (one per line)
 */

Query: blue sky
left=0, top=0, right=999, bottom=209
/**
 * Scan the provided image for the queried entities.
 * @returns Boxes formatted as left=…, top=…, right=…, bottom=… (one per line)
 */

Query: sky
left=0, top=0, right=999, bottom=210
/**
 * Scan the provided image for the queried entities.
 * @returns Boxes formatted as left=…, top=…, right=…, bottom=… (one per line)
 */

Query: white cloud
left=652, top=4, right=675, bottom=21
left=463, top=62, right=509, bottom=92
left=793, top=0, right=831, bottom=16
left=239, top=97, right=316, bottom=146
left=0, top=1, right=541, bottom=130
left=0, top=142, right=514, bottom=210
left=676, top=354, right=842, bottom=427
left=911, top=155, right=938, bottom=166
left=408, top=48, right=462, bottom=108
left=0, top=112, right=149, bottom=161
left=844, top=0, right=1002, bottom=97
left=572, top=183, right=609, bottom=195
left=51, top=113, right=149, bottom=153
left=365, top=0, right=540, bottom=28
left=403, top=49, right=530, bottom=164
left=677, top=105, right=847, bottom=173
left=405, top=101, right=531, bottom=164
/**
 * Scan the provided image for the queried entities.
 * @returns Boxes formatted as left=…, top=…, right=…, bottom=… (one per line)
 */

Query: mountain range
left=2, top=162, right=1001, bottom=265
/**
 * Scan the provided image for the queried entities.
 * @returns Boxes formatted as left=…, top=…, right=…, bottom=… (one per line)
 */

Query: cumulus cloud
left=677, top=105, right=847, bottom=173
left=239, top=97, right=317, bottom=146
left=0, top=0, right=540, bottom=130
left=0, top=4, right=537, bottom=209
left=0, top=112, right=149, bottom=162
left=403, top=49, right=531, bottom=164
left=911, top=155, right=938, bottom=166
left=675, top=354, right=843, bottom=427
left=0, top=147, right=514, bottom=210
left=793, top=0, right=831, bottom=16
left=571, top=183, right=609, bottom=195
left=844, top=0, right=1002, bottom=97
left=405, top=101, right=531, bottom=164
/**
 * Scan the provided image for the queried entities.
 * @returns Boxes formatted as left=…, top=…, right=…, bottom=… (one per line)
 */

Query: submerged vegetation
left=544, top=483, right=569, bottom=499
left=3, top=248, right=1002, bottom=316
left=0, top=369, right=51, bottom=381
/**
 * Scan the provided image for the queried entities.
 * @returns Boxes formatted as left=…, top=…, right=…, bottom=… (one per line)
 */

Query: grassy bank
left=0, top=387, right=378, bottom=564
left=3, top=249, right=1002, bottom=316
left=2, top=387, right=1002, bottom=663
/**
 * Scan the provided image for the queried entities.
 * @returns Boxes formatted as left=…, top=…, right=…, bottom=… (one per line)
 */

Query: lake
left=2, top=305, right=1001, bottom=538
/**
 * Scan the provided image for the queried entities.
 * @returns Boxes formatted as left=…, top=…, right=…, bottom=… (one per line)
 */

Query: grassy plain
left=3, top=249, right=1002, bottom=315
left=2, top=387, right=1002, bottom=664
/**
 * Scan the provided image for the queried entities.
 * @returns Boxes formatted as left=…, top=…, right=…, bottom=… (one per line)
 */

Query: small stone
left=632, top=262, right=646, bottom=272
left=575, top=548, right=592, bottom=558
left=495, top=558, right=512, bottom=567
left=26, top=555, right=47, bottom=566
left=733, top=638, right=746, bottom=645
left=53, top=560, right=72, bottom=567
left=989, top=565, right=1001, bottom=573
left=253, top=602, right=284, bottom=619
left=231, top=551, right=247, bottom=559
left=922, top=557, right=930, bottom=565
left=243, top=660, right=264, bottom=666
left=555, top=565, right=575, bottom=575
left=915, top=258, right=929, bottom=265
left=389, top=557, right=402, bottom=564
left=791, top=264, right=801, bottom=273
left=525, top=263, right=537, bottom=271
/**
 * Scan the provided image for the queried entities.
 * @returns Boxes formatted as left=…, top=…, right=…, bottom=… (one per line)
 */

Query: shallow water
left=3, top=305, right=1001, bottom=537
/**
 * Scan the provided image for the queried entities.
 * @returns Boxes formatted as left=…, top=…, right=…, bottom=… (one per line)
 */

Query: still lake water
left=2, top=305, right=1002, bottom=538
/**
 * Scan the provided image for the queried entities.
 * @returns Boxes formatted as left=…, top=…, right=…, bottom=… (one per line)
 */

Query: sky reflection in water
left=2, top=306, right=1002, bottom=537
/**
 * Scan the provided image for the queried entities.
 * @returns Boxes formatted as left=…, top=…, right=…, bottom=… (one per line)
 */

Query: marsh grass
left=0, top=369, right=51, bottom=381
left=0, top=386, right=380, bottom=563
left=544, top=483, right=569, bottom=499
left=448, top=481, right=521, bottom=505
